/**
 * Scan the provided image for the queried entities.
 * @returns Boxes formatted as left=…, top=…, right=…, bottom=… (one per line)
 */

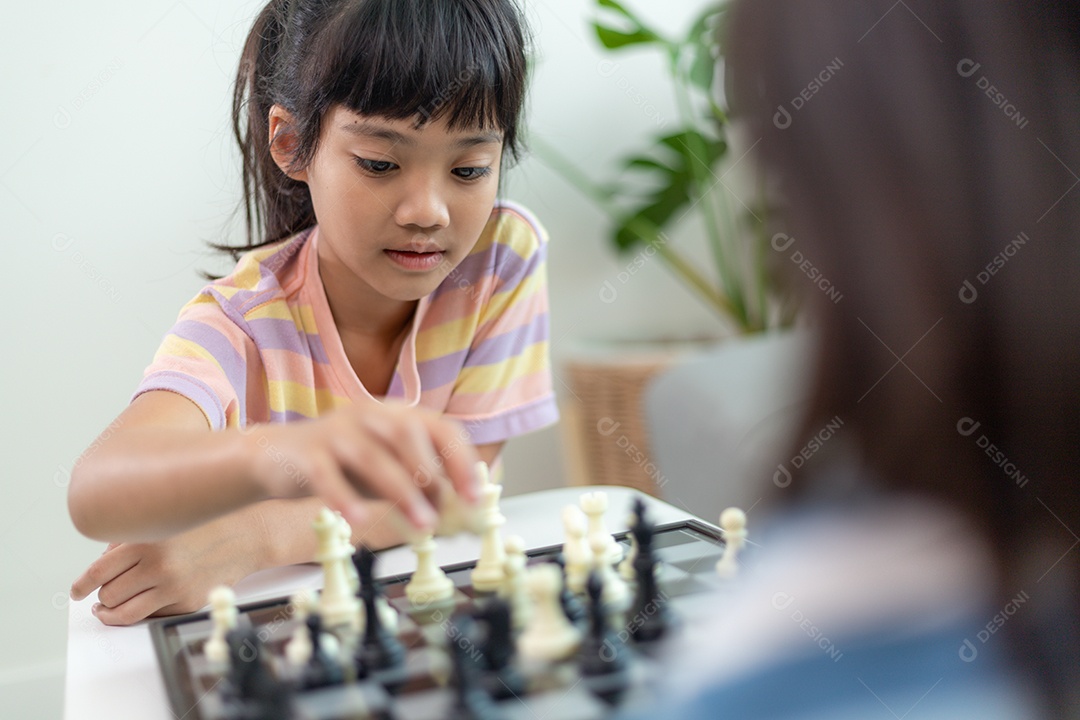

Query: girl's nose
left=394, top=173, right=450, bottom=231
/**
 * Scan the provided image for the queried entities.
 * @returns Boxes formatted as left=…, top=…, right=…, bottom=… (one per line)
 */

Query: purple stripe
left=245, top=318, right=330, bottom=364
left=464, top=312, right=549, bottom=368
left=170, top=320, right=248, bottom=422
left=430, top=242, right=531, bottom=300
left=454, top=394, right=560, bottom=445
left=133, top=371, right=226, bottom=430
left=270, top=409, right=316, bottom=423
left=416, top=349, right=469, bottom=390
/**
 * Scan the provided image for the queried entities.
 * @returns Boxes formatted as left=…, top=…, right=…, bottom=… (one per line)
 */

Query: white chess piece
left=203, top=586, right=237, bottom=665
left=406, top=533, right=455, bottom=607
left=285, top=590, right=314, bottom=667
left=517, top=564, right=581, bottom=662
left=470, top=470, right=506, bottom=592
left=590, top=534, right=630, bottom=615
left=500, top=534, right=530, bottom=629
left=562, top=505, right=592, bottom=594
left=313, top=507, right=360, bottom=629
left=580, top=491, right=623, bottom=566
left=715, top=507, right=748, bottom=579
left=336, top=513, right=359, bottom=595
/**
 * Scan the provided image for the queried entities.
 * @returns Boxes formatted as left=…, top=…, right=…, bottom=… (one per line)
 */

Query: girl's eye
left=355, top=157, right=396, bottom=175
left=452, top=166, right=492, bottom=181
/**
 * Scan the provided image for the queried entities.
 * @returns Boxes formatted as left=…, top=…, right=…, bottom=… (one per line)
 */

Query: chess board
left=150, top=518, right=730, bottom=720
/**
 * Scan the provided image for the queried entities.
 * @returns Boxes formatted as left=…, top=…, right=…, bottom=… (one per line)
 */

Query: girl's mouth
left=384, top=249, right=446, bottom=271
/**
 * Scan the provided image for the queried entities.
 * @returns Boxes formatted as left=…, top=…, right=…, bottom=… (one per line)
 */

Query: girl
left=68, top=0, right=557, bottom=626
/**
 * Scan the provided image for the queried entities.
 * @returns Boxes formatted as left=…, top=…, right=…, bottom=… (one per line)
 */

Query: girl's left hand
left=68, top=507, right=266, bottom=626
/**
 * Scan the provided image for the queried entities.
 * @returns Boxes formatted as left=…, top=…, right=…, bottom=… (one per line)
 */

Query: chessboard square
left=652, top=528, right=707, bottom=549
left=657, top=570, right=713, bottom=598
left=660, top=541, right=725, bottom=568
left=500, top=685, right=608, bottom=720
left=294, top=681, right=394, bottom=720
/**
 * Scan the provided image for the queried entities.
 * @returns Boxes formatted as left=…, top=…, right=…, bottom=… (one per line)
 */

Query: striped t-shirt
left=133, top=200, right=558, bottom=446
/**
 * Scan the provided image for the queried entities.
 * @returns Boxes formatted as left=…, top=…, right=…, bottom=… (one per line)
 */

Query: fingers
left=97, top=560, right=155, bottom=610
left=423, top=415, right=480, bottom=502
left=71, top=545, right=139, bottom=602
left=332, top=432, right=437, bottom=531
left=92, top=588, right=165, bottom=626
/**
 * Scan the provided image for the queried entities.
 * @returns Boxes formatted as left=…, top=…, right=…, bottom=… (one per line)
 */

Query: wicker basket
left=560, top=354, right=675, bottom=497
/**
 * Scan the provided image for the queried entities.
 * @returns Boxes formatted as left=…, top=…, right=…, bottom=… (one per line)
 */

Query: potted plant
left=536, top=0, right=802, bottom=496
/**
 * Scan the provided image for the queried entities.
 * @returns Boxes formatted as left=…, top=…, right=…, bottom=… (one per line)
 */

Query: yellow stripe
left=415, top=314, right=481, bottom=360
left=266, top=380, right=346, bottom=417
left=155, top=335, right=226, bottom=373
left=453, top=342, right=549, bottom=395
left=247, top=300, right=297, bottom=322
left=482, top=262, right=545, bottom=325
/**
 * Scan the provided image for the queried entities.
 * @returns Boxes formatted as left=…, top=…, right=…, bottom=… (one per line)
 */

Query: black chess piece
left=448, top=613, right=506, bottom=720
left=579, top=571, right=631, bottom=706
left=300, top=612, right=345, bottom=690
left=628, top=518, right=675, bottom=643
left=223, top=627, right=295, bottom=720
left=471, top=598, right=526, bottom=699
left=551, top=555, right=587, bottom=625
left=353, top=547, right=406, bottom=680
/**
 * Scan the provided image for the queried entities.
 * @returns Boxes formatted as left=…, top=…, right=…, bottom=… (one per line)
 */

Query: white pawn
left=500, top=535, right=530, bottom=629
left=518, top=564, right=581, bottom=662
left=406, top=533, right=455, bottom=607
left=590, top=534, right=630, bottom=615
left=562, top=505, right=592, bottom=594
left=336, top=513, right=359, bottom=595
left=470, top=470, right=506, bottom=592
left=580, top=491, right=623, bottom=566
left=313, top=507, right=360, bottom=630
left=716, top=507, right=748, bottom=579
left=285, top=590, right=314, bottom=667
left=203, top=586, right=237, bottom=665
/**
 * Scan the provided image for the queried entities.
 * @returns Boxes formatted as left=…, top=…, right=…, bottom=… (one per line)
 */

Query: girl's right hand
left=243, top=400, right=480, bottom=532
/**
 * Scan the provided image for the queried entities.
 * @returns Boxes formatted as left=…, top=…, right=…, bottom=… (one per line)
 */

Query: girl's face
left=290, top=106, right=504, bottom=304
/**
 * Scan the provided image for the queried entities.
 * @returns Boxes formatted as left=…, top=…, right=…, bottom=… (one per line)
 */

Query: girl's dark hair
left=728, top=0, right=1080, bottom=714
left=225, top=0, right=529, bottom=257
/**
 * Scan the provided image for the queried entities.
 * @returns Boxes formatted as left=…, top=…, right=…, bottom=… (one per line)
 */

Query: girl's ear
left=268, top=105, right=308, bottom=182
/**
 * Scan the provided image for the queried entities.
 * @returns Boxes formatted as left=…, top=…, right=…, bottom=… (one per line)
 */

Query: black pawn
left=224, top=627, right=294, bottom=720
left=628, top=520, right=674, bottom=643
left=448, top=613, right=505, bottom=720
left=353, top=547, right=406, bottom=675
left=551, top=555, right=587, bottom=625
left=579, top=571, right=630, bottom=705
left=472, top=598, right=526, bottom=699
left=300, top=613, right=344, bottom=689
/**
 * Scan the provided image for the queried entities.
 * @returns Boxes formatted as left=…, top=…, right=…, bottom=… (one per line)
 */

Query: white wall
left=0, top=0, right=723, bottom=715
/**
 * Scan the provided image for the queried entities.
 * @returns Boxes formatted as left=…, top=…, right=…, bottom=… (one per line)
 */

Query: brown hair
left=225, top=0, right=530, bottom=258
left=728, top=0, right=1080, bottom=712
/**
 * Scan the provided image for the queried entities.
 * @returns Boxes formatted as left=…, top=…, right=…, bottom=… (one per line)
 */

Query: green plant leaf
left=593, top=22, right=662, bottom=49
left=597, top=0, right=641, bottom=23
left=684, top=5, right=722, bottom=91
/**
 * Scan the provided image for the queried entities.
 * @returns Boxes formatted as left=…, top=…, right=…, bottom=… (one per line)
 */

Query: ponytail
left=226, top=0, right=316, bottom=259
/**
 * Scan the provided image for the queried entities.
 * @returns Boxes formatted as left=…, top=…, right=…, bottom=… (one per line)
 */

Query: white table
left=64, top=486, right=702, bottom=720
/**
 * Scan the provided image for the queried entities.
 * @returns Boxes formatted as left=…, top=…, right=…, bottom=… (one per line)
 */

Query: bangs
left=308, top=0, right=526, bottom=154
